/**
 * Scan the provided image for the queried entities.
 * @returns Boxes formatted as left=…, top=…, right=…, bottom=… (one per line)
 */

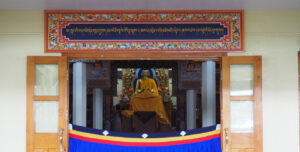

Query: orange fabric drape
left=122, top=78, right=170, bottom=125
left=138, top=78, right=159, bottom=96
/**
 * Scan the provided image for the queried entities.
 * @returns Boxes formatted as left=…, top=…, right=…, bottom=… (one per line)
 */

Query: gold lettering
left=65, top=25, right=225, bottom=37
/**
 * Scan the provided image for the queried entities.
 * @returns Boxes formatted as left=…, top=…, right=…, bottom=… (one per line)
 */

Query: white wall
left=230, top=11, right=300, bottom=152
left=0, top=11, right=59, bottom=152
left=0, top=11, right=299, bottom=152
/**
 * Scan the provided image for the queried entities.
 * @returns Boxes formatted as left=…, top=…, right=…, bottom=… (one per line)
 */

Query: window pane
left=34, top=101, right=58, bottom=133
left=34, top=64, right=58, bottom=96
left=230, top=64, right=254, bottom=96
left=230, top=101, right=254, bottom=133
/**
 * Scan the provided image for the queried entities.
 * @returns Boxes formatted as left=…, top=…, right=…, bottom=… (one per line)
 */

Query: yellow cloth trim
left=69, top=130, right=220, bottom=143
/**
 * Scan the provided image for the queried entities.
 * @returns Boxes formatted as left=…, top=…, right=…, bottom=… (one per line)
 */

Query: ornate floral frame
left=45, top=10, right=244, bottom=53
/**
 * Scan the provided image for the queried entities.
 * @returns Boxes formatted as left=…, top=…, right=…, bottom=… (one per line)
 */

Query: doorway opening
left=68, top=60, right=221, bottom=133
left=26, top=55, right=262, bottom=152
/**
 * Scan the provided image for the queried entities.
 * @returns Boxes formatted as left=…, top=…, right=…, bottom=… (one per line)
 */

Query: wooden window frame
left=221, top=56, right=263, bottom=152
left=26, top=56, right=68, bottom=152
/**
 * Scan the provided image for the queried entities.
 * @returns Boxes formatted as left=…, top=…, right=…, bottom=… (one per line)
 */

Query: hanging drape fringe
left=69, top=124, right=221, bottom=152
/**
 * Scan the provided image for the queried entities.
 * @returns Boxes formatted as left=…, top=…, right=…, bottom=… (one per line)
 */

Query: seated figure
left=134, top=69, right=159, bottom=97
left=122, top=69, right=170, bottom=126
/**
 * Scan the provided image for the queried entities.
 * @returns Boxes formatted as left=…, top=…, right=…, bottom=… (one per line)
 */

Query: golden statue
left=122, top=69, right=171, bottom=126
left=134, top=70, right=159, bottom=97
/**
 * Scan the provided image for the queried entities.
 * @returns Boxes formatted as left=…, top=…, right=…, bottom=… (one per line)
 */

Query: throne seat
left=133, top=111, right=157, bottom=133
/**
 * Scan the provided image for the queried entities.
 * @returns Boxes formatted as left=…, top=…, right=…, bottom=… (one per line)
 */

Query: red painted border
left=44, top=10, right=244, bottom=53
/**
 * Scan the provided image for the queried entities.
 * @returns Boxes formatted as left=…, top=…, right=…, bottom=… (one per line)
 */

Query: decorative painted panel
left=45, top=10, right=244, bottom=52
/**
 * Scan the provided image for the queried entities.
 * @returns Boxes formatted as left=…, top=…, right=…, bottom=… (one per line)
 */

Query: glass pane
left=230, top=101, right=254, bottom=133
left=230, top=64, right=254, bottom=96
left=34, top=101, right=58, bottom=133
left=34, top=64, right=58, bottom=96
